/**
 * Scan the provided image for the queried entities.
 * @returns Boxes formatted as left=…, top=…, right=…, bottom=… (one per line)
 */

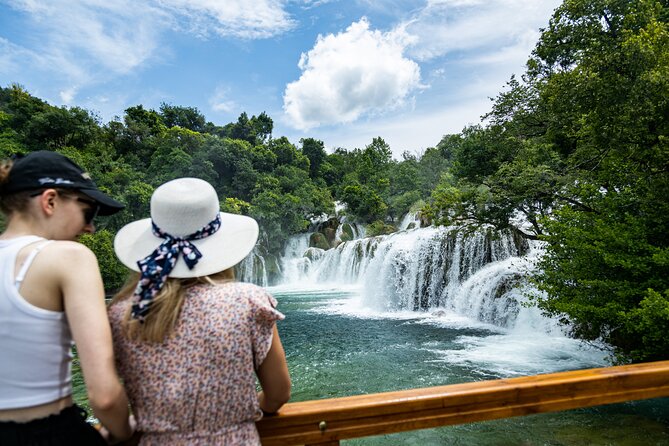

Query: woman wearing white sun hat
left=108, top=177, right=291, bottom=445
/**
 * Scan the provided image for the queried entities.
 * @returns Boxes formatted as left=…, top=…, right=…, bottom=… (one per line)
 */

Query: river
left=275, top=284, right=669, bottom=445
left=266, top=225, right=669, bottom=444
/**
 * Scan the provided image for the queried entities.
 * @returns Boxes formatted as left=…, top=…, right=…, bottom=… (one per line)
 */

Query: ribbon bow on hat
left=131, top=215, right=221, bottom=322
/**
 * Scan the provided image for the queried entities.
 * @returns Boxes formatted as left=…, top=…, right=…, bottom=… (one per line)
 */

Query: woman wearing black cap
left=0, top=151, right=134, bottom=445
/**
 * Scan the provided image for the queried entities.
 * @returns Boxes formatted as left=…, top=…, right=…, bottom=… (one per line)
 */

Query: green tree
left=528, top=0, right=669, bottom=361
left=79, top=230, right=129, bottom=293
left=0, top=84, right=48, bottom=134
left=250, top=112, right=273, bottom=144
left=0, top=110, right=26, bottom=157
left=300, top=137, right=327, bottom=179
left=230, top=112, right=256, bottom=145
left=24, top=106, right=100, bottom=150
left=417, top=145, right=451, bottom=196
left=341, top=183, right=387, bottom=223
left=268, top=137, right=310, bottom=170
left=108, top=105, right=165, bottom=167
left=159, top=103, right=206, bottom=132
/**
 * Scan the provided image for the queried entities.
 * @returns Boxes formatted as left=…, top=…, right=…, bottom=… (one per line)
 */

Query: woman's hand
left=100, top=415, right=137, bottom=445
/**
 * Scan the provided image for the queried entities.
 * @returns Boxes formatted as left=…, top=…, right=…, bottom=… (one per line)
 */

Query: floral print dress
left=108, top=282, right=284, bottom=445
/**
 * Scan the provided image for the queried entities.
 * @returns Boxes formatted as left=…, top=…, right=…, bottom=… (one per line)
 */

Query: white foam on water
left=273, top=283, right=612, bottom=377
left=427, top=333, right=611, bottom=377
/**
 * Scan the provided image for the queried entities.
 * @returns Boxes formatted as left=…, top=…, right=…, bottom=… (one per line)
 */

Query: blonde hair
left=112, top=268, right=235, bottom=343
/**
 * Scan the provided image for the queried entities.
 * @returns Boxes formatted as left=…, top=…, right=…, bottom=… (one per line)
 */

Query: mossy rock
left=316, top=217, right=339, bottom=233
left=511, top=230, right=530, bottom=255
left=366, top=220, right=396, bottom=237
left=339, top=232, right=352, bottom=243
left=309, top=232, right=330, bottom=250
left=323, top=227, right=337, bottom=244
left=418, top=214, right=431, bottom=227
left=341, top=223, right=354, bottom=239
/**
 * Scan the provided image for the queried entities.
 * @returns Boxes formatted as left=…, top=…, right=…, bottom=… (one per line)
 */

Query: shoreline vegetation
left=1, top=0, right=667, bottom=363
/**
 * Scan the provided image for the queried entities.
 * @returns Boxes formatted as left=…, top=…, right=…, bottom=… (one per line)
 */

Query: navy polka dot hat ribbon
left=131, top=214, right=222, bottom=322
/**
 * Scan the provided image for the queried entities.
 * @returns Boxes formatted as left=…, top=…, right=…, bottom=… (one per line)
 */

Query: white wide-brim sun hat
left=114, top=177, right=259, bottom=278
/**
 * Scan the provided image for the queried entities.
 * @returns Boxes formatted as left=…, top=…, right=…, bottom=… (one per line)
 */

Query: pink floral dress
left=108, top=282, right=284, bottom=445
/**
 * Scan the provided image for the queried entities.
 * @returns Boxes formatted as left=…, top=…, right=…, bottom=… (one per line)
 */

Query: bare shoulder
left=35, top=241, right=100, bottom=281
left=41, top=240, right=97, bottom=263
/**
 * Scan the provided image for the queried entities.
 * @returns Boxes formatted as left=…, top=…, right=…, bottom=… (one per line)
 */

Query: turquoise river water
left=273, top=285, right=669, bottom=446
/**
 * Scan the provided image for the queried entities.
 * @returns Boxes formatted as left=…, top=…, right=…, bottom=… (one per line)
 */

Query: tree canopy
left=427, top=0, right=669, bottom=362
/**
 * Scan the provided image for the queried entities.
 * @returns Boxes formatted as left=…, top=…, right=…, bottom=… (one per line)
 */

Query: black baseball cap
left=4, top=151, right=124, bottom=216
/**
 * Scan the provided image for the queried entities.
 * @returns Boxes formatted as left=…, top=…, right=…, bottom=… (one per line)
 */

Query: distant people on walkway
left=0, top=151, right=134, bottom=445
left=109, top=177, right=291, bottom=445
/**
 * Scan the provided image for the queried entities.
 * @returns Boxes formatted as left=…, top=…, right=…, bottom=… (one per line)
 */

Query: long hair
left=112, top=268, right=235, bottom=343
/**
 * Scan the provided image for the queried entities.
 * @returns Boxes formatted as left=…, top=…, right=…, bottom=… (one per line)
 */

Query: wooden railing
left=256, top=360, right=669, bottom=445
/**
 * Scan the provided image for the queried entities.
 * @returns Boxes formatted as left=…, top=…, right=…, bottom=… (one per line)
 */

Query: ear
left=37, top=189, right=59, bottom=217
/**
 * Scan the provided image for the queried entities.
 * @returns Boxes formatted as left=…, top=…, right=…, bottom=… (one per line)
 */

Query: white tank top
left=0, top=236, right=73, bottom=409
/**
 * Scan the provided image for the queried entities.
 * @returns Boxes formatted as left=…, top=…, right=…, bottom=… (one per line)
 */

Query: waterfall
left=351, top=222, right=366, bottom=239
left=238, top=222, right=369, bottom=286
left=398, top=212, right=421, bottom=231
left=237, top=248, right=269, bottom=286
left=275, top=225, right=555, bottom=331
left=280, top=233, right=312, bottom=284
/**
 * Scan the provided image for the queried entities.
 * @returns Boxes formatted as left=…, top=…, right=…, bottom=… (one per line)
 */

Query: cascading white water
left=349, top=222, right=366, bottom=239
left=269, top=224, right=611, bottom=373
left=273, top=225, right=559, bottom=331
left=277, top=222, right=368, bottom=285
left=332, top=220, right=366, bottom=243
left=398, top=212, right=421, bottom=231
left=280, top=233, right=312, bottom=283
left=237, top=248, right=268, bottom=286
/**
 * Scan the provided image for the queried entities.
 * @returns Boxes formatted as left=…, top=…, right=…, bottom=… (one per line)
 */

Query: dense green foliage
left=427, top=0, right=669, bottom=362
left=1, top=0, right=667, bottom=362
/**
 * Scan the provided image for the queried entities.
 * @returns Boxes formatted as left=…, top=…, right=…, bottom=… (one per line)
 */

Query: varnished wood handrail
left=256, top=360, right=669, bottom=445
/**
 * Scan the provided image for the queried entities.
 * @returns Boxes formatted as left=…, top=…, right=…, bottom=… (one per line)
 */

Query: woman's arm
left=256, top=325, right=291, bottom=414
left=54, top=242, right=133, bottom=441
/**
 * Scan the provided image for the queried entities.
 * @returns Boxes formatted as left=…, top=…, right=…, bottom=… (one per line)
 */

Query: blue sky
left=0, top=0, right=561, bottom=158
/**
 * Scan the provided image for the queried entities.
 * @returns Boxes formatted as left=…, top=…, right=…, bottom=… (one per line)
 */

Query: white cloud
left=2, top=0, right=295, bottom=92
left=159, top=0, right=295, bottom=39
left=5, top=0, right=166, bottom=77
left=427, top=0, right=484, bottom=6
left=283, top=18, right=422, bottom=130
left=59, top=87, right=77, bottom=104
left=0, top=34, right=88, bottom=88
left=209, top=86, right=236, bottom=113
left=404, top=0, right=561, bottom=61
left=298, top=0, right=336, bottom=10
left=465, top=29, right=542, bottom=66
